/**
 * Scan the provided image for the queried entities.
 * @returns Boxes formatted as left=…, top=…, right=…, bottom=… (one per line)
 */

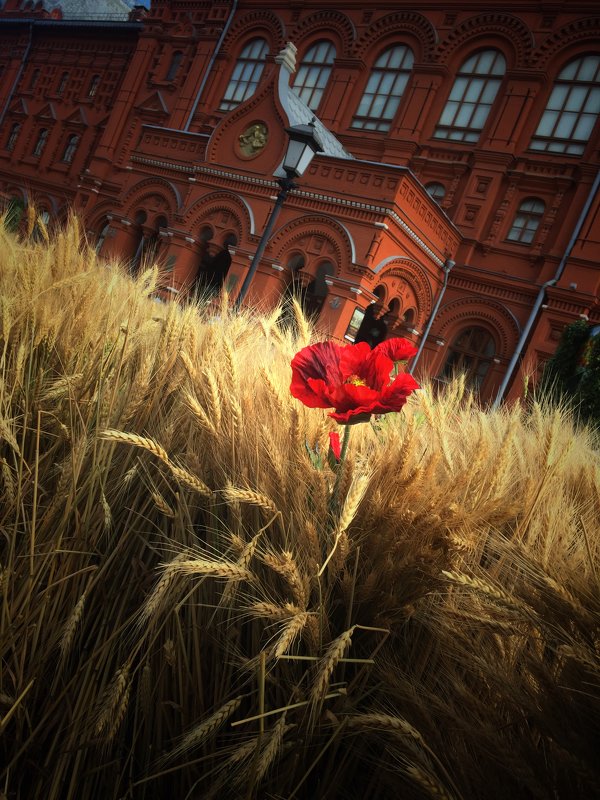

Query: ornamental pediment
left=64, top=107, right=88, bottom=126
left=134, top=91, right=169, bottom=117
left=7, top=98, right=28, bottom=116
left=35, top=102, right=56, bottom=120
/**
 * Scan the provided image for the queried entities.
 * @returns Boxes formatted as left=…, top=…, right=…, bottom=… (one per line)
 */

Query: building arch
left=436, top=13, right=534, bottom=68
left=532, top=18, right=600, bottom=70
left=290, top=10, right=355, bottom=58
left=375, top=258, right=433, bottom=328
left=220, top=10, right=285, bottom=57
left=122, top=178, right=181, bottom=217
left=270, top=214, right=355, bottom=276
left=354, top=12, right=437, bottom=63
left=435, top=297, right=520, bottom=359
left=183, top=191, right=252, bottom=243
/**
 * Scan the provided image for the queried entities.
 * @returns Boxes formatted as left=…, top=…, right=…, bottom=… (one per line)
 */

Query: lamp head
left=282, top=122, right=324, bottom=179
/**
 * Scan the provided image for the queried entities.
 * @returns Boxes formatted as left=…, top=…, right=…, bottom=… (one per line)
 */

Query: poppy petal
left=375, top=338, right=418, bottom=362
left=290, top=341, right=344, bottom=405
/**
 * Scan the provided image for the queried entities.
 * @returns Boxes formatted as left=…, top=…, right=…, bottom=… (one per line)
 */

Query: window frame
left=6, top=122, right=20, bottom=152
left=88, top=75, right=101, bottom=98
left=439, top=326, right=497, bottom=391
left=506, top=197, right=545, bottom=245
left=62, top=134, right=80, bottom=164
left=529, top=55, right=600, bottom=156
left=433, top=49, right=506, bottom=144
left=33, top=128, right=49, bottom=157
left=292, top=39, right=337, bottom=112
left=57, top=71, right=69, bottom=96
left=351, top=44, right=414, bottom=133
left=219, top=38, right=269, bottom=112
left=166, top=51, right=184, bottom=82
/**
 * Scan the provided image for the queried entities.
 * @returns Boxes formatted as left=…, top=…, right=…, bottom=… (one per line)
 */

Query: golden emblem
left=238, top=123, right=268, bottom=156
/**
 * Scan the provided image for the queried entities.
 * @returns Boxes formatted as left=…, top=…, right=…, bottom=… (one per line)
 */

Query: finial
left=274, top=42, right=297, bottom=73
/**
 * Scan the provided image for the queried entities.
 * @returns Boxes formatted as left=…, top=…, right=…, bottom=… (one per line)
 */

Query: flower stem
left=330, top=425, right=351, bottom=517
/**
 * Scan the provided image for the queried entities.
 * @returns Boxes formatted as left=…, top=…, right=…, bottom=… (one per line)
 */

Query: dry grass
left=0, top=213, right=599, bottom=799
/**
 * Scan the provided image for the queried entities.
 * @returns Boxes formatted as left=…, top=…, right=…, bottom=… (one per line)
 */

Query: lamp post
left=408, top=258, right=455, bottom=376
left=234, top=123, right=323, bottom=309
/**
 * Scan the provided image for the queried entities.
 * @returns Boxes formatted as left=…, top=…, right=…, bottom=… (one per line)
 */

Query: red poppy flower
left=290, top=338, right=420, bottom=424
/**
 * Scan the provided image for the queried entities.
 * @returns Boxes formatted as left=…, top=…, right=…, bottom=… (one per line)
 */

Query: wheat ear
left=347, top=713, right=423, bottom=743
left=160, top=696, right=243, bottom=764
left=273, top=612, right=310, bottom=659
left=406, top=765, right=456, bottom=800
left=312, top=626, right=355, bottom=703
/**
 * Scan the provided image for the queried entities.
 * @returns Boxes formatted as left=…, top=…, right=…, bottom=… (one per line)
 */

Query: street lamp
left=234, top=123, right=323, bottom=308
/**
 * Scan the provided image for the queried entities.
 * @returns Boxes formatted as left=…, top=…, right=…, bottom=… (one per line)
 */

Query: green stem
left=330, top=425, right=351, bottom=517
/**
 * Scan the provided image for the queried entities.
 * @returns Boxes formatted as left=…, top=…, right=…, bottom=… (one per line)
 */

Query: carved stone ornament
left=238, top=123, right=268, bottom=157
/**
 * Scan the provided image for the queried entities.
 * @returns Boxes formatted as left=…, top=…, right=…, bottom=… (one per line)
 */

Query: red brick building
left=1, top=0, right=599, bottom=402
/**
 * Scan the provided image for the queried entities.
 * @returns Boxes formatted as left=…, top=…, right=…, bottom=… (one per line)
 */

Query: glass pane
left=521, top=229, right=534, bottom=243
left=439, top=101, right=458, bottom=125
left=455, top=103, right=474, bottom=126
left=471, top=105, right=490, bottom=129
left=379, top=72, right=394, bottom=94
left=547, top=85, right=568, bottom=110
left=565, top=86, right=588, bottom=112
left=481, top=79, right=501, bottom=103
left=465, top=78, right=484, bottom=102
left=577, top=56, right=599, bottom=81
left=449, top=77, right=468, bottom=101
left=586, top=87, right=600, bottom=114
left=559, top=60, right=578, bottom=80
left=475, top=50, right=493, bottom=74
left=536, top=109, right=558, bottom=136
left=573, top=113, right=596, bottom=140
left=382, top=96, right=400, bottom=119
left=555, top=111, right=577, bottom=137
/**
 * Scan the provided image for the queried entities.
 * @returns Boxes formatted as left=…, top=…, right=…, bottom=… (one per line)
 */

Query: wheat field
left=0, top=211, right=599, bottom=799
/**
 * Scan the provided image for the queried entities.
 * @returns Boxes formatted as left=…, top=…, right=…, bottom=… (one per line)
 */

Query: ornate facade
left=0, top=0, right=599, bottom=401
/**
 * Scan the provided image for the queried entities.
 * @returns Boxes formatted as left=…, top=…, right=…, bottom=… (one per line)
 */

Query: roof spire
left=274, top=42, right=297, bottom=74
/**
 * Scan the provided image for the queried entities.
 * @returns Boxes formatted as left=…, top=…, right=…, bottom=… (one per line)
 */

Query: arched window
left=57, top=71, right=69, bottom=95
left=88, top=75, right=101, bottom=97
left=219, top=38, right=269, bottom=112
left=440, top=327, right=496, bottom=390
left=434, top=50, right=505, bottom=143
left=352, top=45, right=414, bottom=132
left=29, top=68, right=40, bottom=90
left=33, top=128, right=49, bottom=157
left=6, top=123, right=20, bottom=151
left=292, top=40, right=336, bottom=111
left=166, top=51, right=183, bottom=82
left=304, top=261, right=334, bottom=318
left=223, top=232, right=238, bottom=249
left=199, top=225, right=213, bottom=243
left=507, top=198, right=545, bottom=244
left=530, top=55, right=600, bottom=156
left=95, top=219, right=111, bottom=253
left=425, top=182, right=446, bottom=202
left=62, top=134, right=79, bottom=163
